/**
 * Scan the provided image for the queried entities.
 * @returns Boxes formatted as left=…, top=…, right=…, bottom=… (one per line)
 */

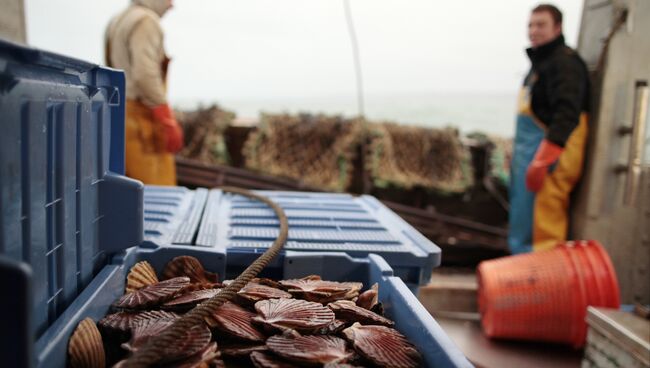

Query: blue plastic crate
left=0, top=40, right=143, bottom=367
left=143, top=185, right=208, bottom=246
left=34, top=244, right=470, bottom=367
left=195, top=189, right=441, bottom=292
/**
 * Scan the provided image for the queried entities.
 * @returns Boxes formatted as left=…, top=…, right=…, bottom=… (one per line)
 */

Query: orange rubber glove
left=526, top=139, right=563, bottom=192
left=151, top=104, right=184, bottom=153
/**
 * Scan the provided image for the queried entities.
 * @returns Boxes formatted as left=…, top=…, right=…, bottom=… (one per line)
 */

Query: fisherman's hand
left=526, top=139, right=563, bottom=192
left=151, top=104, right=184, bottom=153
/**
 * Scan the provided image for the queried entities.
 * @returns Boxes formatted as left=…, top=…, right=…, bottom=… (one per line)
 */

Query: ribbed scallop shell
left=158, top=323, right=213, bottom=363
left=113, top=277, right=190, bottom=309
left=356, top=283, right=379, bottom=310
left=163, top=342, right=220, bottom=368
left=125, top=261, right=159, bottom=293
left=237, top=282, right=292, bottom=303
left=162, top=288, right=221, bottom=310
left=328, top=300, right=394, bottom=327
left=162, top=256, right=219, bottom=284
left=68, top=318, right=106, bottom=368
left=98, top=310, right=180, bottom=334
left=250, top=351, right=299, bottom=368
left=97, top=311, right=140, bottom=333
left=342, top=323, right=421, bottom=368
left=220, top=344, right=268, bottom=358
left=122, top=318, right=175, bottom=353
left=266, top=335, right=353, bottom=365
left=205, top=301, right=265, bottom=342
left=279, top=278, right=362, bottom=303
left=253, top=298, right=334, bottom=332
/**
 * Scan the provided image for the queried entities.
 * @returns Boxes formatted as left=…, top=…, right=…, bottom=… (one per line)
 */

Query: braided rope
left=121, top=186, right=288, bottom=367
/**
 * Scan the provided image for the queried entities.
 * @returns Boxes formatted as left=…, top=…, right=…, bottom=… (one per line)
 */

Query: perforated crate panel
left=196, top=190, right=441, bottom=288
left=0, top=40, right=142, bottom=367
left=143, top=185, right=208, bottom=246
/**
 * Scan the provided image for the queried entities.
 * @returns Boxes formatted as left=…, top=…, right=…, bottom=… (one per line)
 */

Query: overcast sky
left=26, top=1, right=583, bottom=96
left=24, top=1, right=583, bottom=133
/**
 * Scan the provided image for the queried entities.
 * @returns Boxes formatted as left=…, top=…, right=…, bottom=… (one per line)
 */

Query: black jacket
left=525, top=35, right=589, bottom=147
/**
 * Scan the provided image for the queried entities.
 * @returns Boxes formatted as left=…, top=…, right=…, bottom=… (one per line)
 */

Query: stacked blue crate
left=143, top=185, right=208, bottom=245
left=194, top=189, right=441, bottom=293
left=0, top=40, right=470, bottom=367
left=0, top=40, right=143, bottom=367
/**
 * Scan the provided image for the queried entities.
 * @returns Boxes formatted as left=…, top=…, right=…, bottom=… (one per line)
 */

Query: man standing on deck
left=508, top=4, right=590, bottom=254
left=105, top=0, right=183, bottom=185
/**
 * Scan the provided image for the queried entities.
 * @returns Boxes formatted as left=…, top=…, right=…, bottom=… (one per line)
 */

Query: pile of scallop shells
left=67, top=256, right=423, bottom=368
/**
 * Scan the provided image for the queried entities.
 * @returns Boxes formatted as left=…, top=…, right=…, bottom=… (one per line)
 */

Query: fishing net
left=366, top=123, right=474, bottom=193
left=243, top=113, right=364, bottom=192
left=466, top=131, right=513, bottom=186
left=176, top=104, right=235, bottom=165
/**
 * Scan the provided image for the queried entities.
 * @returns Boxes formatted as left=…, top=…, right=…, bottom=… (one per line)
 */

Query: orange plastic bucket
left=477, top=240, right=619, bottom=347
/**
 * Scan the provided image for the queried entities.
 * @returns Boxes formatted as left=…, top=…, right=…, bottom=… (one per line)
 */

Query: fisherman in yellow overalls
left=509, top=4, right=589, bottom=254
left=105, top=0, right=183, bottom=185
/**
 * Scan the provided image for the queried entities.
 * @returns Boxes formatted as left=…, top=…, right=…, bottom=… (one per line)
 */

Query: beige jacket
left=105, top=2, right=168, bottom=107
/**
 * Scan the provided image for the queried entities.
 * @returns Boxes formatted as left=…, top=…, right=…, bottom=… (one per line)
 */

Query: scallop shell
left=328, top=300, right=394, bottom=327
left=125, top=261, right=159, bottom=293
left=279, top=278, right=362, bottom=303
left=250, top=351, right=299, bottom=368
left=342, top=323, right=421, bottom=368
left=162, top=288, right=221, bottom=311
left=112, top=277, right=190, bottom=309
left=162, top=342, right=220, bottom=368
left=237, top=282, right=292, bottom=303
left=205, top=301, right=265, bottom=342
left=68, top=318, right=106, bottom=368
left=98, top=310, right=179, bottom=335
left=178, top=282, right=223, bottom=294
left=158, top=323, right=213, bottom=363
left=132, top=310, right=180, bottom=324
left=121, top=318, right=175, bottom=353
left=253, top=298, right=334, bottom=333
left=162, top=256, right=219, bottom=284
left=97, top=311, right=141, bottom=333
left=356, top=283, right=379, bottom=310
left=266, top=335, right=353, bottom=365
left=220, top=344, right=268, bottom=358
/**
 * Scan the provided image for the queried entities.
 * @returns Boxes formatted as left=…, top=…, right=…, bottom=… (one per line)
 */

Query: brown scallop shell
left=237, top=282, right=292, bottom=303
left=342, top=323, right=421, bottom=368
left=68, top=318, right=106, bottom=368
left=250, top=351, right=300, bottom=368
left=279, top=278, right=362, bottom=303
left=158, top=323, right=213, bottom=363
left=162, top=288, right=221, bottom=311
left=205, top=301, right=265, bottom=342
left=125, top=261, right=159, bottom=293
left=112, top=277, right=190, bottom=309
left=356, top=283, right=379, bottom=310
left=162, top=256, right=219, bottom=284
left=328, top=300, right=394, bottom=327
left=266, top=335, right=354, bottom=365
left=97, top=311, right=141, bottom=333
left=121, top=318, right=175, bottom=353
left=98, top=310, right=180, bottom=336
left=178, top=282, right=223, bottom=294
left=220, top=344, right=268, bottom=358
left=253, top=298, right=334, bottom=333
left=161, top=342, right=220, bottom=368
